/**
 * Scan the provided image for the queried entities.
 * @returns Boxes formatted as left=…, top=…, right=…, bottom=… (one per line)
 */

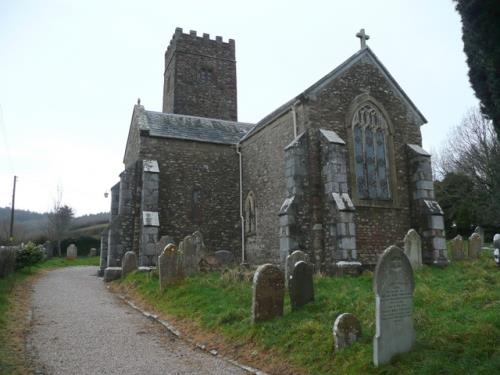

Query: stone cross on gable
left=356, top=28, right=370, bottom=49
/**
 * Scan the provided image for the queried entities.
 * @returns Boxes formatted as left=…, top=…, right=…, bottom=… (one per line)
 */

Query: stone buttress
left=407, top=144, right=448, bottom=267
left=106, top=182, right=120, bottom=267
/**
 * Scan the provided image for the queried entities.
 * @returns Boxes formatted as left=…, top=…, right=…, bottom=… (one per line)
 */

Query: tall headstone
left=373, top=246, right=415, bottom=366
left=468, top=233, right=481, bottom=259
left=451, top=235, right=464, bottom=260
left=181, top=234, right=199, bottom=276
left=121, top=251, right=138, bottom=277
left=474, top=226, right=485, bottom=247
left=289, top=261, right=314, bottom=310
left=493, top=233, right=500, bottom=267
left=66, top=244, right=77, bottom=259
left=158, top=244, right=183, bottom=291
left=285, top=250, right=309, bottom=285
left=333, top=313, right=362, bottom=351
left=403, top=229, right=422, bottom=269
left=252, top=264, right=285, bottom=323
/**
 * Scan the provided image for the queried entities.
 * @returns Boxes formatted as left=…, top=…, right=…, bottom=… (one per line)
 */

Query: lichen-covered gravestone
left=285, top=250, right=309, bottom=285
left=403, top=229, right=422, bottom=269
left=373, top=245, right=415, bottom=366
left=66, top=244, right=77, bottom=259
left=451, top=235, right=464, bottom=260
left=214, top=250, right=234, bottom=266
left=158, top=244, right=183, bottom=291
left=333, top=313, right=362, bottom=351
left=121, top=251, right=137, bottom=277
left=468, top=233, right=481, bottom=259
left=289, top=261, right=314, bottom=310
left=252, top=264, right=284, bottom=323
left=493, top=233, right=500, bottom=267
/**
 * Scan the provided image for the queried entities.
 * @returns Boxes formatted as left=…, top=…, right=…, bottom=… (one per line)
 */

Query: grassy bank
left=0, top=257, right=99, bottom=374
left=119, top=254, right=500, bottom=375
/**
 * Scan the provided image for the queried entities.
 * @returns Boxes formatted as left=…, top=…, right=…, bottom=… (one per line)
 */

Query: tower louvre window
left=199, top=68, right=213, bottom=83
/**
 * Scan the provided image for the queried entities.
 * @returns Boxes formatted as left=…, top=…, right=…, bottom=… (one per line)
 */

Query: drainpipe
left=236, top=143, right=246, bottom=264
left=291, top=101, right=299, bottom=138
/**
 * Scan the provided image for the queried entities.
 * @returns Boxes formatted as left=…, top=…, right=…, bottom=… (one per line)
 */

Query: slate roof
left=241, top=47, right=427, bottom=141
left=142, top=110, right=255, bottom=145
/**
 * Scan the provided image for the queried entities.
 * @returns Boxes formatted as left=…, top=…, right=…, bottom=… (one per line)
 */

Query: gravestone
left=289, top=261, right=314, bottom=310
left=66, top=244, right=77, bottom=259
left=333, top=313, right=362, bottom=351
left=158, top=244, right=183, bottom=291
left=156, top=235, right=174, bottom=259
left=373, top=245, right=415, bottom=366
left=285, top=250, right=309, bottom=285
left=214, top=250, right=234, bottom=266
left=103, top=267, right=122, bottom=282
left=181, top=234, right=199, bottom=276
left=468, top=233, right=481, bottom=259
left=89, top=248, right=97, bottom=257
left=121, top=251, right=138, bottom=277
left=252, top=264, right=285, bottom=323
left=403, top=229, right=422, bottom=269
left=192, top=231, right=208, bottom=257
left=474, top=226, right=485, bottom=247
left=451, top=235, right=464, bottom=260
left=494, top=234, right=500, bottom=267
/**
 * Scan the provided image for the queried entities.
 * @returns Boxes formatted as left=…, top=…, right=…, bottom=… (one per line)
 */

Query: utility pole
left=9, top=175, right=17, bottom=239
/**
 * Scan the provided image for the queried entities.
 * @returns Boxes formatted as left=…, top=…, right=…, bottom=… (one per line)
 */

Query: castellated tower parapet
left=162, top=27, right=237, bottom=121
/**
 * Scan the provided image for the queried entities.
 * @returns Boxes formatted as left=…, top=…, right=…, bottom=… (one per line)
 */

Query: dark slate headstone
left=451, top=235, right=464, bottom=260
left=214, top=250, right=234, bottom=266
left=333, top=313, right=362, bottom=351
left=252, top=264, right=284, bottom=323
left=285, top=250, right=309, bottom=285
left=159, top=244, right=183, bottom=291
left=181, top=234, right=199, bottom=276
left=289, top=261, right=314, bottom=310
left=121, top=251, right=137, bottom=277
left=373, top=245, right=415, bottom=366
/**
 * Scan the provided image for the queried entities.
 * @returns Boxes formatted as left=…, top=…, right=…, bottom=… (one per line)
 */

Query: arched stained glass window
left=352, top=104, right=390, bottom=200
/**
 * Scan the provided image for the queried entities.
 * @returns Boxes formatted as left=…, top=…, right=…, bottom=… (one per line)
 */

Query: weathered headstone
left=214, top=250, right=234, bottom=266
left=252, top=264, right=284, bottom=323
left=103, top=267, right=122, bottom=282
left=285, top=250, right=309, bottom=285
left=192, top=231, right=208, bottom=257
left=121, top=251, right=138, bottom=277
left=156, top=235, right=174, bottom=260
left=403, top=229, right=422, bottom=269
left=474, top=226, right=485, bottom=247
left=89, top=248, right=97, bottom=257
left=66, top=244, right=77, bottom=259
left=373, top=245, right=415, bottom=366
left=468, top=233, right=481, bottom=259
left=181, top=234, right=200, bottom=276
left=158, top=244, right=183, bottom=291
left=289, top=261, right=314, bottom=310
left=451, top=235, right=464, bottom=260
left=493, top=233, right=500, bottom=267
left=333, top=313, right=362, bottom=351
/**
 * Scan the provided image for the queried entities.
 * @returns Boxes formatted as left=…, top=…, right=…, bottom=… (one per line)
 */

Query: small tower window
left=199, top=68, right=213, bottom=83
left=244, top=192, right=256, bottom=235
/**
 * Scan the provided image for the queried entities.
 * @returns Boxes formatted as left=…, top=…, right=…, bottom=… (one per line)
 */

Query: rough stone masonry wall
left=140, top=136, right=240, bottom=256
left=162, top=28, right=237, bottom=121
left=306, top=57, right=422, bottom=265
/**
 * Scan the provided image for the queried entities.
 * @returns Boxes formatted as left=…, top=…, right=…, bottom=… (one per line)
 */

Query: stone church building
left=101, top=27, right=448, bottom=275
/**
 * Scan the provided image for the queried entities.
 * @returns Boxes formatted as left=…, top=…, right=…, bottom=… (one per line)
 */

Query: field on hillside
left=119, top=253, right=500, bottom=375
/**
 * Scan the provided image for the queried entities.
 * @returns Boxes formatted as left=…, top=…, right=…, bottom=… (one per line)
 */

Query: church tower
left=162, top=28, right=238, bottom=121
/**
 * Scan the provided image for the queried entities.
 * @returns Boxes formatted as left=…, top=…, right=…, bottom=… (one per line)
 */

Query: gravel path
left=28, top=266, right=248, bottom=375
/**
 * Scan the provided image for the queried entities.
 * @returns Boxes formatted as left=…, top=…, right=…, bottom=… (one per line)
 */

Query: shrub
left=15, top=242, right=44, bottom=270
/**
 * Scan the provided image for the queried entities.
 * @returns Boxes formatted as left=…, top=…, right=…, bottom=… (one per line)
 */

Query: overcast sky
left=0, top=0, right=477, bottom=216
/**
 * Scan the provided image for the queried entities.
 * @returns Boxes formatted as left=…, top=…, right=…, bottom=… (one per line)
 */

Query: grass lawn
left=0, top=256, right=99, bottom=374
left=119, top=253, right=500, bottom=375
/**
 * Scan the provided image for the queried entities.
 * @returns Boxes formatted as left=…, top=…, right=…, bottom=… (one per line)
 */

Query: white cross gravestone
left=403, top=229, right=422, bottom=269
left=373, top=245, right=415, bottom=366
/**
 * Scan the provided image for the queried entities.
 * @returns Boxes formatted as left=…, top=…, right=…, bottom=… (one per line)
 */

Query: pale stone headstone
left=403, top=229, right=422, bottom=269
left=285, top=250, right=309, bottom=285
left=181, top=234, right=199, bottom=276
left=192, top=231, right=208, bottom=257
left=289, top=261, right=314, bottom=310
left=451, top=235, right=464, bottom=260
left=121, top=251, right=138, bottom=277
left=159, top=244, right=183, bottom=291
left=373, top=245, right=415, bottom=367
left=89, top=248, right=97, bottom=257
left=493, top=234, right=500, bottom=267
left=103, top=267, right=122, bottom=282
left=333, top=313, right=362, bottom=351
left=252, top=264, right=284, bottom=323
left=474, top=226, right=485, bottom=247
left=66, top=244, right=77, bottom=259
left=468, top=233, right=481, bottom=259
left=214, top=250, right=234, bottom=266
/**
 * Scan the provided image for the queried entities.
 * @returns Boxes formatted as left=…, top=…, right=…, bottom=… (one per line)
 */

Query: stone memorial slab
left=468, top=233, right=481, bottom=259
left=103, top=267, right=122, bottom=282
left=373, top=245, right=415, bottom=366
left=474, top=226, right=485, bottom=247
left=89, top=248, right=97, bottom=257
left=289, top=260, right=314, bottom=310
left=159, top=244, right=183, bottom=291
left=285, top=250, right=309, bottom=285
left=333, top=313, right=362, bottom=351
left=252, top=264, right=285, bottom=323
left=214, top=250, right=234, bottom=266
left=403, top=229, right=422, bottom=269
left=66, top=244, right=77, bottom=259
left=451, top=235, right=464, bottom=260
left=121, top=251, right=138, bottom=277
